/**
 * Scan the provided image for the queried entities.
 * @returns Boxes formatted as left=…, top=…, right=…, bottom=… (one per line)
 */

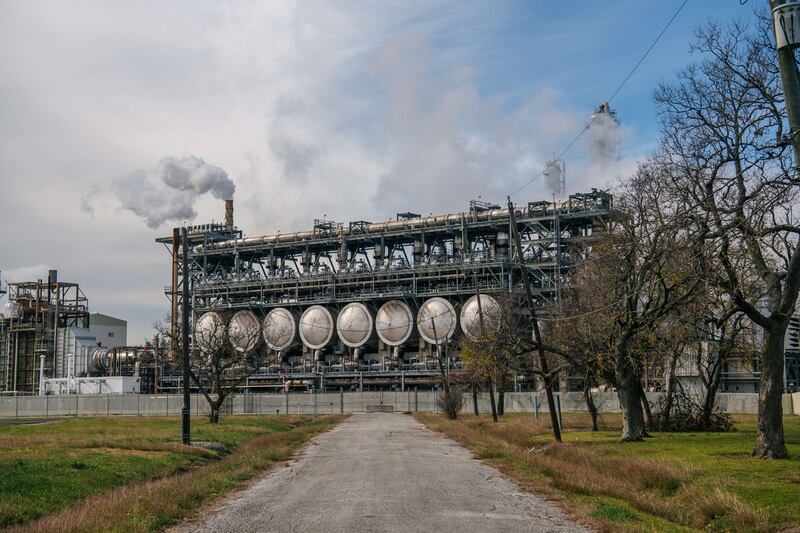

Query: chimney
left=224, top=199, right=234, bottom=228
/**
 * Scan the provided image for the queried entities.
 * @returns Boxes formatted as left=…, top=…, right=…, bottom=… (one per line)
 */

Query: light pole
left=181, top=227, right=191, bottom=445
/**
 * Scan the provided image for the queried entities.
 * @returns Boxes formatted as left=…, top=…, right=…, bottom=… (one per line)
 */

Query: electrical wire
left=535, top=181, right=795, bottom=323
left=509, top=0, right=689, bottom=196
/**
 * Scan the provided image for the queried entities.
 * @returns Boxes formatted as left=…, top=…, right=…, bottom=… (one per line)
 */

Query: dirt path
left=179, top=413, right=588, bottom=532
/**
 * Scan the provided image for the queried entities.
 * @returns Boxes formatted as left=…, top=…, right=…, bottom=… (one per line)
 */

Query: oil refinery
left=155, top=190, right=614, bottom=391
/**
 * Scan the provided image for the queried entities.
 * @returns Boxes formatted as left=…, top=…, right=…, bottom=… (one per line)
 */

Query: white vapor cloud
left=100, top=156, right=235, bottom=228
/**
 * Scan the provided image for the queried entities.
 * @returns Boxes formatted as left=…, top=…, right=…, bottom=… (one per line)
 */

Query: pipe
left=224, top=199, right=234, bottom=228
left=198, top=203, right=570, bottom=252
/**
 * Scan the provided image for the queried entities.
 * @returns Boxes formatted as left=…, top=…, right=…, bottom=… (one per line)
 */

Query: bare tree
left=655, top=16, right=800, bottom=457
left=157, top=311, right=274, bottom=423
left=193, top=312, right=273, bottom=423
left=553, top=165, right=700, bottom=442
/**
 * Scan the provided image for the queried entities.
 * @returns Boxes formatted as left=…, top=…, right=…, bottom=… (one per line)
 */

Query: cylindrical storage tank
left=336, top=302, right=375, bottom=348
left=417, top=297, right=457, bottom=345
left=375, top=300, right=415, bottom=347
left=299, top=305, right=336, bottom=350
left=228, top=310, right=261, bottom=353
left=88, top=347, right=111, bottom=373
left=459, top=294, right=501, bottom=341
left=262, top=308, right=299, bottom=352
left=194, top=311, right=226, bottom=353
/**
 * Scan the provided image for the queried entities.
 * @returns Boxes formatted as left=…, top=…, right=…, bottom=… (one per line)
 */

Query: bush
left=651, top=390, right=733, bottom=432
left=436, top=387, right=464, bottom=419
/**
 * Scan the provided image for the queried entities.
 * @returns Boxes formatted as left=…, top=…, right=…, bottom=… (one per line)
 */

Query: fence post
left=534, top=394, right=539, bottom=422
left=313, top=389, right=317, bottom=416
left=339, top=388, right=344, bottom=414
left=45, top=395, right=49, bottom=417
left=285, top=391, right=289, bottom=415
left=15, top=394, right=19, bottom=418
left=75, top=394, right=79, bottom=417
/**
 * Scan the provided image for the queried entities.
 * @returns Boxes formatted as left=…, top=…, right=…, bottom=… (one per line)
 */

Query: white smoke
left=588, top=103, right=621, bottom=182
left=104, top=156, right=235, bottom=229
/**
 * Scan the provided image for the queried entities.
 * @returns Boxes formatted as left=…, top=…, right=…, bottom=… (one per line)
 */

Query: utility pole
left=771, top=1, right=800, bottom=161
left=474, top=272, right=497, bottom=421
left=180, top=227, right=191, bottom=445
left=507, top=197, right=562, bottom=442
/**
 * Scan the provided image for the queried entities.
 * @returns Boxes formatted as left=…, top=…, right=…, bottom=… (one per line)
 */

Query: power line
left=536, top=181, right=794, bottom=323
left=510, top=0, right=690, bottom=196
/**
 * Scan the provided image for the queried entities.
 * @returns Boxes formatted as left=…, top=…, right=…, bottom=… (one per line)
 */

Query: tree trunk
left=583, top=381, right=599, bottom=432
left=498, top=387, right=505, bottom=416
left=639, top=380, right=654, bottom=433
left=617, top=369, right=646, bottom=442
left=663, top=352, right=679, bottom=427
left=488, top=380, right=498, bottom=422
left=209, top=404, right=220, bottom=424
left=753, top=324, right=789, bottom=459
left=472, top=383, right=479, bottom=416
left=702, top=355, right=723, bottom=429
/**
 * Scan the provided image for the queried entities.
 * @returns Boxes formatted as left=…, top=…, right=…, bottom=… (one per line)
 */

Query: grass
left=415, top=412, right=800, bottom=532
left=0, top=415, right=344, bottom=531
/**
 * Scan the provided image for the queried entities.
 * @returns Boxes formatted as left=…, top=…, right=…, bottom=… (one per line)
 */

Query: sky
left=0, top=0, right=760, bottom=343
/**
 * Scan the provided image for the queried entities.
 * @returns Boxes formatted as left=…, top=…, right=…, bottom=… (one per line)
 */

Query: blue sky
left=0, top=0, right=765, bottom=341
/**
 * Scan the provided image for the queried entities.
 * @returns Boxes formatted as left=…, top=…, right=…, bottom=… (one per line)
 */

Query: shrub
left=651, top=390, right=733, bottom=432
left=436, top=387, right=464, bottom=419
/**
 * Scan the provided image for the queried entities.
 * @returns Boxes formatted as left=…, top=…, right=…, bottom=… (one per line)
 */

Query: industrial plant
left=0, top=271, right=153, bottom=395
left=156, top=189, right=613, bottom=391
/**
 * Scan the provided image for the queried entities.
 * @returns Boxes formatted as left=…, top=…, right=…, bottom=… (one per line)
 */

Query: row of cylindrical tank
left=194, top=295, right=501, bottom=355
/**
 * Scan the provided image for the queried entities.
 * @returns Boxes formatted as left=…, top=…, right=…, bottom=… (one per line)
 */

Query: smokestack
left=224, top=199, right=234, bottom=228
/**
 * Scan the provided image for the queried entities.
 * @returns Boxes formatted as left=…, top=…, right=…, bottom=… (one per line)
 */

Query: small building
left=89, top=313, right=127, bottom=348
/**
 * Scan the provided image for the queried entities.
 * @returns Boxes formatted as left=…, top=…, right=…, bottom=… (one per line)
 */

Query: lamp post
left=181, top=227, right=191, bottom=445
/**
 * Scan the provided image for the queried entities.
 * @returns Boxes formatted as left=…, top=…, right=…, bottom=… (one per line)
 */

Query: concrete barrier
left=0, top=390, right=796, bottom=418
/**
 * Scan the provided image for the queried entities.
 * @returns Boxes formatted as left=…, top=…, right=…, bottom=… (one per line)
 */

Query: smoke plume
left=109, top=156, right=235, bottom=228
left=588, top=103, right=621, bottom=181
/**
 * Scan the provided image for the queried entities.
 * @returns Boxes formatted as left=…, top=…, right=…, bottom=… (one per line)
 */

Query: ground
left=0, top=415, right=341, bottom=531
left=177, top=413, right=585, bottom=533
left=415, top=412, right=800, bottom=532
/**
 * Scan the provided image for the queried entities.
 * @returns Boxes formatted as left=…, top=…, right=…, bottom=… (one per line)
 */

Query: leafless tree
left=157, top=311, right=274, bottom=423
left=655, top=16, right=800, bottom=457
left=553, top=165, right=700, bottom=442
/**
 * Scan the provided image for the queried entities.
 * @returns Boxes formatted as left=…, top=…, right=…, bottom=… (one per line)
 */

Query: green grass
left=0, top=415, right=343, bottom=530
left=416, top=412, right=800, bottom=532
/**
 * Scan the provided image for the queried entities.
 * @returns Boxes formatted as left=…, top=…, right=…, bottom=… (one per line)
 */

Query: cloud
left=0, top=1, right=651, bottom=341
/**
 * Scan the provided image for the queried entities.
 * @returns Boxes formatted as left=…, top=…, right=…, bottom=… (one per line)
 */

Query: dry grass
left=416, top=413, right=785, bottom=532
left=1, top=415, right=344, bottom=532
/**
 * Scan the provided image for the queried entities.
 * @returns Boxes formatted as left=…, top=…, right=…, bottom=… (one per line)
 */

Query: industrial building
left=0, top=271, right=149, bottom=394
left=157, top=191, right=614, bottom=391
left=89, top=313, right=128, bottom=348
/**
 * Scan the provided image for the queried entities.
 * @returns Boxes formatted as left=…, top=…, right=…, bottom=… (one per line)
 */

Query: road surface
left=181, top=413, right=588, bottom=532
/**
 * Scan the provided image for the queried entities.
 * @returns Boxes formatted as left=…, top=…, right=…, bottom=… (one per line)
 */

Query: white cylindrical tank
left=336, top=302, right=375, bottom=348
left=459, top=294, right=501, bottom=341
left=194, top=311, right=226, bottom=353
left=228, top=310, right=261, bottom=353
left=416, top=297, right=457, bottom=345
left=262, top=308, right=298, bottom=352
left=375, top=300, right=415, bottom=347
left=88, top=347, right=112, bottom=373
left=299, top=305, right=336, bottom=350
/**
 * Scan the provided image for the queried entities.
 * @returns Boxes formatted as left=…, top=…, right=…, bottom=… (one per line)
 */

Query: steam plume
left=110, top=156, right=235, bottom=228
left=588, top=102, right=621, bottom=181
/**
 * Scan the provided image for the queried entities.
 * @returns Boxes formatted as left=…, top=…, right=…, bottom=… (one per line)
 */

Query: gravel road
left=180, top=413, right=588, bottom=532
